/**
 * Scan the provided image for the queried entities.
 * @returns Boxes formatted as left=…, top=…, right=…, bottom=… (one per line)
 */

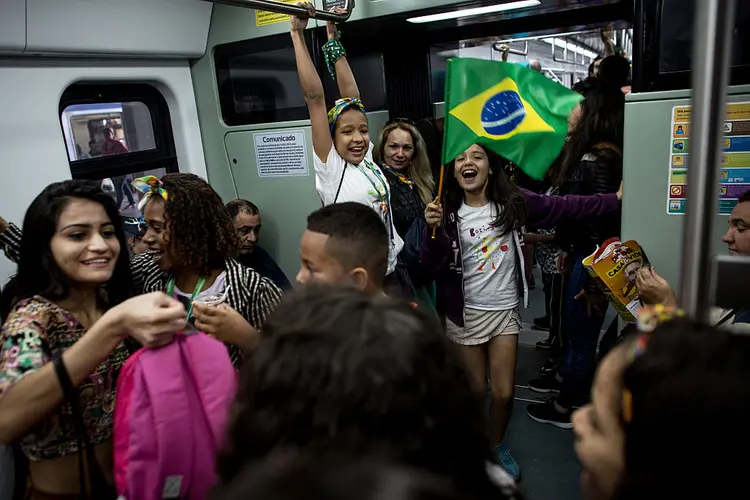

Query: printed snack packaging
left=582, top=238, right=650, bottom=322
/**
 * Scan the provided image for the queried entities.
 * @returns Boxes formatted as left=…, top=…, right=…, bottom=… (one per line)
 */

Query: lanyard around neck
left=358, top=160, right=389, bottom=201
left=166, top=276, right=207, bottom=319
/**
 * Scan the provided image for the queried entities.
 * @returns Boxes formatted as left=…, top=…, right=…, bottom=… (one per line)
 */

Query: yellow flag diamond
left=449, top=78, right=555, bottom=140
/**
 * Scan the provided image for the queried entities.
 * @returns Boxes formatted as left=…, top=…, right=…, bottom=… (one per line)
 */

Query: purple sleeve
left=522, top=189, right=620, bottom=230
left=419, top=225, right=451, bottom=275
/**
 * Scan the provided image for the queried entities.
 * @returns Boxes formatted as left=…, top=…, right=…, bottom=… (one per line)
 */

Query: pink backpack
left=114, top=332, right=237, bottom=500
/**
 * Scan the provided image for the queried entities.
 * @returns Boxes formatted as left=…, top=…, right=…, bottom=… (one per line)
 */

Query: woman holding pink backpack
left=0, top=173, right=284, bottom=369
left=0, top=180, right=187, bottom=499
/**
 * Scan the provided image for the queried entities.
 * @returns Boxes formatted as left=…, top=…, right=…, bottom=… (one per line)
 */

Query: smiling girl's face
left=49, top=198, right=120, bottom=288
left=454, top=144, right=490, bottom=195
left=334, top=109, right=370, bottom=164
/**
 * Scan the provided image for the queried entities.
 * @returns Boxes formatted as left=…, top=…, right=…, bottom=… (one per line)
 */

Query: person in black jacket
left=373, top=121, right=435, bottom=241
left=526, top=79, right=624, bottom=429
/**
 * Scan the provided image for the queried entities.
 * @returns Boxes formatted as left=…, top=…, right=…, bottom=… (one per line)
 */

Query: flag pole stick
left=431, top=165, right=445, bottom=239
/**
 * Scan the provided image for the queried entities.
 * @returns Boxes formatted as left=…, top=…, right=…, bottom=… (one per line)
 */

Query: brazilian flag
left=442, top=58, right=583, bottom=179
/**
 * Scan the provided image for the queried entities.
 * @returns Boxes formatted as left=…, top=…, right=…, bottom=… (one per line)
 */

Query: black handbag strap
left=42, top=343, right=114, bottom=499
left=332, top=164, right=347, bottom=204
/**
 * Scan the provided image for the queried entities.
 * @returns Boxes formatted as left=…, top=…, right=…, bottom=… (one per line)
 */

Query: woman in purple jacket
left=421, top=143, right=621, bottom=480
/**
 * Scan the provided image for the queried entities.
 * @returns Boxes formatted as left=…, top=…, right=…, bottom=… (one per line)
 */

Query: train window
left=321, top=50, right=387, bottom=111
left=215, top=32, right=387, bottom=126
left=60, top=83, right=178, bottom=218
left=62, top=102, right=156, bottom=161
left=216, top=33, right=312, bottom=126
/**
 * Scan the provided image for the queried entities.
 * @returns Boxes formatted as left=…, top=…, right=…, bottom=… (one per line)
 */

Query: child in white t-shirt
left=290, top=7, right=407, bottom=297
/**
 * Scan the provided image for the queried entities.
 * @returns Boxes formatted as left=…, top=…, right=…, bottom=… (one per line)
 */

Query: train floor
left=505, top=266, right=618, bottom=500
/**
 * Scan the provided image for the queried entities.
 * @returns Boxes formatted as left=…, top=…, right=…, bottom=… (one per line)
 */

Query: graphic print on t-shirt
left=467, top=222, right=511, bottom=272
left=459, top=203, right=519, bottom=310
left=474, top=233, right=510, bottom=271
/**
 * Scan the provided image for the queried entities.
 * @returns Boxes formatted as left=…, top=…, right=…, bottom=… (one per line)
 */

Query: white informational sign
left=253, top=130, right=309, bottom=178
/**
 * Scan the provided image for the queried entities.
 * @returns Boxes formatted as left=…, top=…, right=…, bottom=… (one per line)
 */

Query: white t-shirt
left=175, top=272, right=228, bottom=324
left=313, top=143, right=403, bottom=275
left=458, top=202, right=519, bottom=310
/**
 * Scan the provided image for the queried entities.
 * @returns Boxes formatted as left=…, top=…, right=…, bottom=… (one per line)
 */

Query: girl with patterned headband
left=322, top=12, right=437, bottom=311
left=573, top=309, right=750, bottom=500
left=290, top=3, right=411, bottom=299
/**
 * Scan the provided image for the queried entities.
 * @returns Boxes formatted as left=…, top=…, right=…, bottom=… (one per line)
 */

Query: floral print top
left=0, top=296, right=129, bottom=461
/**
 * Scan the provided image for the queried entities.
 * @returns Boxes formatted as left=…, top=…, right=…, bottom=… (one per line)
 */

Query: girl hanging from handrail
left=289, top=3, right=412, bottom=298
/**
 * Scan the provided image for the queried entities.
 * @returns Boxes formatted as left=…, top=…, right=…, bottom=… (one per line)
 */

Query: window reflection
left=61, top=102, right=156, bottom=162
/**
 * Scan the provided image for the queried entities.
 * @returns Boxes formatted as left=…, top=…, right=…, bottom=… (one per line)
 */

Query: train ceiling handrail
left=204, top=0, right=354, bottom=22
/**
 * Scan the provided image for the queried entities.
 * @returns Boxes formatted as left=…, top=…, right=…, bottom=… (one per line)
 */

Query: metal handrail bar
left=204, top=0, right=354, bottom=22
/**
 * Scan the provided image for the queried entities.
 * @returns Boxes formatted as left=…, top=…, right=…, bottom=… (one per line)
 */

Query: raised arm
left=0, top=293, right=186, bottom=444
left=0, top=307, right=123, bottom=444
left=523, top=183, right=622, bottom=230
left=291, top=5, right=333, bottom=163
left=326, top=11, right=360, bottom=99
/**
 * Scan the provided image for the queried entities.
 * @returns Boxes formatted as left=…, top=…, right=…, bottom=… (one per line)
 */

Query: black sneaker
left=532, top=316, right=550, bottom=331
left=539, top=358, right=561, bottom=375
left=535, top=339, right=553, bottom=349
left=528, top=375, right=561, bottom=394
left=525, top=400, right=572, bottom=429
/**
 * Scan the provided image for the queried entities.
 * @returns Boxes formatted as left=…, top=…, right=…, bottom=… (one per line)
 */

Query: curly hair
left=217, top=284, right=502, bottom=498
left=159, top=173, right=239, bottom=274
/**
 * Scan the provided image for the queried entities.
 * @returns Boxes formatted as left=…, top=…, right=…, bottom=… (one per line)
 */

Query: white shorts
left=446, top=307, right=522, bottom=346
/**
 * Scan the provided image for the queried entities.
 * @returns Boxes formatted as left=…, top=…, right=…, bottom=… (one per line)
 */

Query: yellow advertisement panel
left=256, top=0, right=298, bottom=26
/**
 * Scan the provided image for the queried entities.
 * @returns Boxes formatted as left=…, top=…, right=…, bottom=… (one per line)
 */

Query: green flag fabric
left=442, top=58, right=584, bottom=179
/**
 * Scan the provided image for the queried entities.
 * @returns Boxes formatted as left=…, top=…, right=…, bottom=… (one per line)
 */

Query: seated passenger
left=216, top=284, right=518, bottom=498
left=296, top=202, right=388, bottom=296
left=0, top=180, right=186, bottom=497
left=636, top=189, right=750, bottom=331
left=574, top=316, right=750, bottom=499
left=0, top=174, right=284, bottom=368
left=225, top=199, right=291, bottom=290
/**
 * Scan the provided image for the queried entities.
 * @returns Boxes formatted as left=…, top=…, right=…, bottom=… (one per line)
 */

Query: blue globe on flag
left=481, top=91, right=526, bottom=136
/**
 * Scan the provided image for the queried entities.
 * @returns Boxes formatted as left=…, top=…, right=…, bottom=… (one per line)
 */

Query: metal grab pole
left=204, top=0, right=354, bottom=22
left=679, top=0, right=736, bottom=320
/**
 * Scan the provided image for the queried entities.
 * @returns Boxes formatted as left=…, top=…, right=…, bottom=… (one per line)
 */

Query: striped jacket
left=0, top=223, right=283, bottom=367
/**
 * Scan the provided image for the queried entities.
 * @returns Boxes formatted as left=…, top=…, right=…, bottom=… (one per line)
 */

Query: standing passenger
left=525, top=79, right=624, bottom=428
left=421, top=143, right=622, bottom=479
left=0, top=180, right=186, bottom=498
left=289, top=4, right=410, bottom=298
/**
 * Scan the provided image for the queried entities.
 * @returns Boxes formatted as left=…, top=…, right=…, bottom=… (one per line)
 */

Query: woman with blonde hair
left=374, top=120, right=435, bottom=239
